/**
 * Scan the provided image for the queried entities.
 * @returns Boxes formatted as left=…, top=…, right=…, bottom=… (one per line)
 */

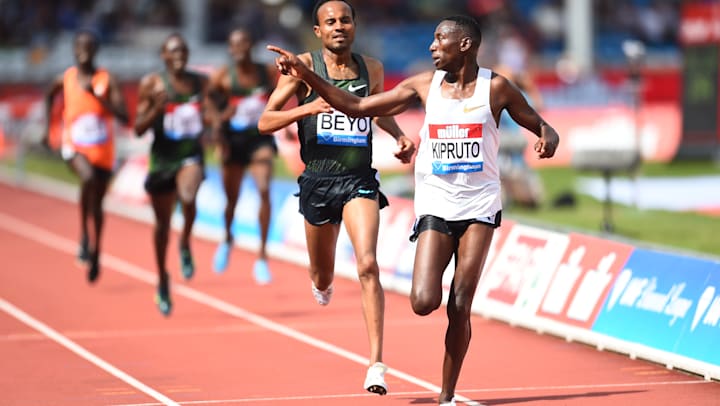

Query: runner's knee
left=258, top=187, right=271, bottom=201
left=355, top=254, right=379, bottom=281
left=154, top=222, right=170, bottom=240
left=177, top=183, right=199, bottom=204
left=411, top=291, right=441, bottom=316
left=447, top=291, right=474, bottom=318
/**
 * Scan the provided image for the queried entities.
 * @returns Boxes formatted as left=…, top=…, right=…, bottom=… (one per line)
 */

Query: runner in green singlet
left=134, top=33, right=211, bottom=316
left=258, top=0, right=415, bottom=396
left=208, top=28, right=279, bottom=283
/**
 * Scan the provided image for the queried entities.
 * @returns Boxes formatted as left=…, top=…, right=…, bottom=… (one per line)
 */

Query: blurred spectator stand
left=677, top=1, right=720, bottom=161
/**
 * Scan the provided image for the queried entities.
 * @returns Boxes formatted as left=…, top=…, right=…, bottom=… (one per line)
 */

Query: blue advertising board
left=193, top=168, right=299, bottom=245
left=592, top=248, right=720, bottom=365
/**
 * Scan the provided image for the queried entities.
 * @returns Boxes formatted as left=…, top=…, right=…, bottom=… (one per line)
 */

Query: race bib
left=163, top=101, right=202, bottom=140
left=316, top=110, right=370, bottom=147
left=428, top=123, right=484, bottom=174
left=229, top=93, right=266, bottom=131
left=69, top=114, right=108, bottom=146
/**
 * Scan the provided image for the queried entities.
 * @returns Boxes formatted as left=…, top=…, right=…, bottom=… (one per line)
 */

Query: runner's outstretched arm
left=267, top=45, right=419, bottom=118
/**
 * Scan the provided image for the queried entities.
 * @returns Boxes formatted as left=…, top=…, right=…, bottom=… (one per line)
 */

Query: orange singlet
left=61, top=66, right=114, bottom=170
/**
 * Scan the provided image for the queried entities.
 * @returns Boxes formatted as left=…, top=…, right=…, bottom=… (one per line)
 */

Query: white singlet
left=414, top=68, right=502, bottom=221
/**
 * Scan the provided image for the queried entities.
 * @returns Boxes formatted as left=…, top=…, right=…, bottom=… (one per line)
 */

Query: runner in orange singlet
left=43, top=29, right=129, bottom=283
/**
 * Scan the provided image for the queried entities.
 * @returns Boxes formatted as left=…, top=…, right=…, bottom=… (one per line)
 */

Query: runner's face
left=73, top=33, right=97, bottom=65
left=314, top=1, right=355, bottom=53
left=429, top=21, right=464, bottom=70
left=228, top=30, right=252, bottom=64
left=162, top=36, right=189, bottom=73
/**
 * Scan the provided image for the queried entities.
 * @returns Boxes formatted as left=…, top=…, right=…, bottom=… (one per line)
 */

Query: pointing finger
left=266, top=45, right=289, bottom=56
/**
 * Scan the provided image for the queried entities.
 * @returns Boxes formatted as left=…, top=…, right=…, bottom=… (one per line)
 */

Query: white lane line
left=457, top=379, right=715, bottom=393
left=0, top=298, right=179, bottom=406
left=0, top=212, right=480, bottom=405
left=108, top=379, right=715, bottom=406
left=1, top=318, right=434, bottom=342
left=112, top=391, right=425, bottom=405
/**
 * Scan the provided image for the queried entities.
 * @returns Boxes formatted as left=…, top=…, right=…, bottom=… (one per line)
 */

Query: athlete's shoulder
left=212, top=64, right=232, bottom=78
left=297, top=52, right=314, bottom=71
left=488, top=66, right=510, bottom=81
left=208, top=65, right=230, bottom=89
left=61, top=66, right=77, bottom=82
left=187, top=69, right=209, bottom=81
left=95, top=67, right=115, bottom=82
left=489, top=70, right=514, bottom=91
left=138, top=71, right=162, bottom=91
left=405, top=70, right=435, bottom=85
left=395, top=70, right=435, bottom=100
left=139, top=71, right=161, bottom=82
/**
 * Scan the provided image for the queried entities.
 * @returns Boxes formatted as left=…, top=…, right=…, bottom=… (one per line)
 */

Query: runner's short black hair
left=312, top=0, right=356, bottom=26
left=161, top=32, right=187, bottom=52
left=442, top=15, right=482, bottom=45
left=228, top=26, right=255, bottom=43
left=74, top=28, right=100, bottom=46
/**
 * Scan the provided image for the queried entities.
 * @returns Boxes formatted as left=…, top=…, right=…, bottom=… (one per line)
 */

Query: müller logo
left=430, top=123, right=482, bottom=139
left=437, top=125, right=469, bottom=139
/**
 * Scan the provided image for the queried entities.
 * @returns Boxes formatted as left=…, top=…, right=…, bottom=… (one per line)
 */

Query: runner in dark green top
left=296, top=49, right=375, bottom=173
left=134, top=33, right=211, bottom=316
left=258, top=0, right=415, bottom=395
left=207, top=28, right=279, bottom=283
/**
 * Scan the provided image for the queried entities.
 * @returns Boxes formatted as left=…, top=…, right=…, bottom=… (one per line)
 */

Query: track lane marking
left=0, top=298, right=179, bottom=406
left=0, top=212, right=481, bottom=405
left=108, top=380, right=715, bottom=405
left=0, top=317, right=435, bottom=342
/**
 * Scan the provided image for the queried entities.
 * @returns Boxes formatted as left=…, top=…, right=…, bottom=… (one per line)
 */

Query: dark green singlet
left=149, top=71, right=205, bottom=173
left=297, top=50, right=374, bottom=174
left=222, top=63, right=271, bottom=138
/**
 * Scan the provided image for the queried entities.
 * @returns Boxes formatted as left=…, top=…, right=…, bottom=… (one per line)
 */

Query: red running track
left=1, top=182, right=719, bottom=405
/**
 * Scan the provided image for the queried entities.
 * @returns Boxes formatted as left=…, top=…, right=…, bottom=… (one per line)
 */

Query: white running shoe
left=439, top=397, right=456, bottom=405
left=311, top=283, right=333, bottom=306
left=363, top=362, right=388, bottom=395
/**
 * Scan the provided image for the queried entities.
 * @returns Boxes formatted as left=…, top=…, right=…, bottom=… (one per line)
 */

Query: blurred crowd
left=0, top=0, right=181, bottom=46
left=1, top=0, right=683, bottom=67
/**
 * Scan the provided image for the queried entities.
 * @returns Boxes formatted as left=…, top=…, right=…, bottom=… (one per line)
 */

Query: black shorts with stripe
left=409, top=212, right=502, bottom=242
left=297, top=168, right=388, bottom=226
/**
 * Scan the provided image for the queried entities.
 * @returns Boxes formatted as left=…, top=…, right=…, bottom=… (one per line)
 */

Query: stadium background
left=0, top=0, right=712, bottom=164
left=0, top=0, right=686, bottom=104
left=2, top=0, right=718, bottom=229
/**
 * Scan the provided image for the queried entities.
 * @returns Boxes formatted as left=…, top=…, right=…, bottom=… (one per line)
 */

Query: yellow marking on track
left=96, top=387, right=138, bottom=396
left=165, top=388, right=202, bottom=393
left=636, top=370, right=671, bottom=376
left=620, top=366, right=655, bottom=371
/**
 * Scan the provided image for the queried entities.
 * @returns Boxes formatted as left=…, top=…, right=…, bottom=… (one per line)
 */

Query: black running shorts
left=63, top=152, right=113, bottom=182
left=144, top=168, right=180, bottom=195
left=297, top=169, right=388, bottom=226
left=223, top=134, right=277, bottom=166
left=144, top=158, right=205, bottom=195
left=409, top=212, right=502, bottom=242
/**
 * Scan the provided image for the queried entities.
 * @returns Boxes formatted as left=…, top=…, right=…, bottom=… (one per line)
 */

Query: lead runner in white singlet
left=414, top=68, right=502, bottom=221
